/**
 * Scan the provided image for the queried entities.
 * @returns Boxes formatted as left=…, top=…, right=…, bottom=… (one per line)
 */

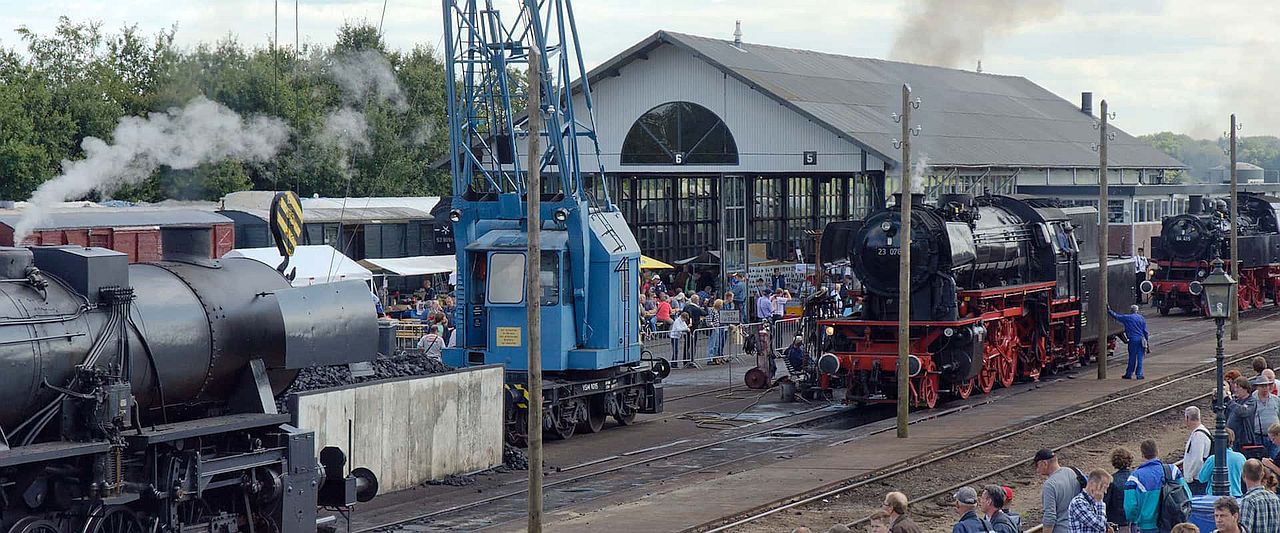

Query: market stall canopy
left=640, top=255, right=674, bottom=270
left=359, top=255, right=457, bottom=276
left=223, top=245, right=372, bottom=287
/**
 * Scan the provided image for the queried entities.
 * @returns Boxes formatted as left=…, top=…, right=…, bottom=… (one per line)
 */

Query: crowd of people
left=784, top=355, right=1280, bottom=533
left=377, top=281, right=457, bottom=360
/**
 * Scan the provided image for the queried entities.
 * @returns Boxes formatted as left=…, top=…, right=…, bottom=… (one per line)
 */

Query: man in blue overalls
left=1108, top=305, right=1149, bottom=380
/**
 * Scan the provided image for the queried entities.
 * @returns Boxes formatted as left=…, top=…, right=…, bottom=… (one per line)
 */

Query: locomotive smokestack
left=891, top=193, right=928, bottom=208
left=1081, top=92, right=1093, bottom=115
left=1187, top=195, right=1204, bottom=215
left=161, top=225, right=214, bottom=263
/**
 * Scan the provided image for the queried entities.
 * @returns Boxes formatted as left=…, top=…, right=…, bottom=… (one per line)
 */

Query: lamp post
left=1198, top=258, right=1237, bottom=496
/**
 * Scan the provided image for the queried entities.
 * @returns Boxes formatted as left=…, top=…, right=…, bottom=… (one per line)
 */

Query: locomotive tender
left=0, top=226, right=376, bottom=533
left=816, top=194, right=1132, bottom=407
left=1150, top=192, right=1280, bottom=315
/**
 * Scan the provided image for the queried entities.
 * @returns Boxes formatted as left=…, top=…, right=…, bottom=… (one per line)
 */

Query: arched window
left=620, top=102, right=738, bottom=165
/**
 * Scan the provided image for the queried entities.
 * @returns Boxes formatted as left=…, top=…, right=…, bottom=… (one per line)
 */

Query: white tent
left=224, top=245, right=373, bottom=287
left=358, top=255, right=456, bottom=276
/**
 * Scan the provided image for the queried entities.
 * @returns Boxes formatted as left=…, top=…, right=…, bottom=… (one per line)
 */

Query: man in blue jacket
left=1108, top=305, right=1150, bottom=380
left=1125, top=439, right=1192, bottom=533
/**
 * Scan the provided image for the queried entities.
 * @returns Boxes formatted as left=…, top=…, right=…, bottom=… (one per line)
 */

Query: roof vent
left=733, top=20, right=742, bottom=48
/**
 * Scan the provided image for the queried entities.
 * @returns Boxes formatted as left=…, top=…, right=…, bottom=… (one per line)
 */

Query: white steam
left=14, top=97, right=291, bottom=241
left=910, top=155, right=930, bottom=194
left=319, top=50, right=415, bottom=164
left=890, top=0, right=1063, bottom=68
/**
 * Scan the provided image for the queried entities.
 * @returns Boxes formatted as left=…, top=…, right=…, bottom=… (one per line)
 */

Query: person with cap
left=1124, top=439, right=1191, bottom=533
left=1068, top=469, right=1112, bottom=533
left=882, top=491, right=922, bottom=533
left=950, top=487, right=989, bottom=533
left=1035, top=448, right=1083, bottom=533
left=1251, top=373, right=1280, bottom=459
left=978, top=485, right=1018, bottom=533
left=1107, top=305, right=1149, bottom=380
left=1134, top=247, right=1150, bottom=305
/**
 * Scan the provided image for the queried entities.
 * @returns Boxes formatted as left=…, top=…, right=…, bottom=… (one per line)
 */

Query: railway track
left=698, top=341, right=1280, bottom=532
left=358, top=309, right=1278, bottom=532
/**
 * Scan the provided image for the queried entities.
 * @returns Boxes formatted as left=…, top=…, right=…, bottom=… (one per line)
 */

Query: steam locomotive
left=1150, top=192, right=1280, bottom=315
left=0, top=226, right=377, bottom=533
left=811, top=194, right=1131, bottom=407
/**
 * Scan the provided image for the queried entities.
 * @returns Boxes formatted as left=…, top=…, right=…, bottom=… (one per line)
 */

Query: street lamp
left=1197, top=258, right=1237, bottom=496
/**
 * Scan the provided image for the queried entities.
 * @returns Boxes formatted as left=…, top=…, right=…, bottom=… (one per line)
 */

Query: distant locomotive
left=811, top=194, right=1131, bottom=407
left=0, top=226, right=377, bottom=533
left=1150, top=192, right=1280, bottom=315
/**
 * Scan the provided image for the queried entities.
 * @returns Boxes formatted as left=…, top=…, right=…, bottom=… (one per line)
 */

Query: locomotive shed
left=353, top=306, right=1280, bottom=532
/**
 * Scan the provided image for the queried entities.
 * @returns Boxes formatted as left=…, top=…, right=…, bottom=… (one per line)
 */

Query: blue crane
left=439, top=0, right=664, bottom=442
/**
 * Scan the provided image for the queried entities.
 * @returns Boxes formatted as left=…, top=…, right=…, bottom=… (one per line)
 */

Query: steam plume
left=14, top=97, right=290, bottom=241
left=910, top=155, right=930, bottom=194
left=318, top=50, right=413, bottom=162
left=889, top=0, right=1063, bottom=68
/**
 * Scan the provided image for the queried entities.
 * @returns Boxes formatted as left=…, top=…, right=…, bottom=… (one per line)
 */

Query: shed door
left=721, top=174, right=748, bottom=285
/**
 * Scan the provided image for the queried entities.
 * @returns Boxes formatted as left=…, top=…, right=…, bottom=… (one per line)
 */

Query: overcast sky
left=2, top=0, right=1276, bottom=139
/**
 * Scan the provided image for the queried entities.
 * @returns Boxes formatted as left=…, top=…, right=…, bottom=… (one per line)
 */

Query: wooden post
left=1097, top=100, right=1109, bottom=380
left=526, top=47, right=544, bottom=533
left=1230, top=113, right=1239, bottom=340
left=897, top=84, right=912, bottom=438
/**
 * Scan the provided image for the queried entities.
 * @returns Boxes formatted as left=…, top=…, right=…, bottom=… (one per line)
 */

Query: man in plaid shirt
left=1241, top=459, right=1280, bottom=533
left=1068, top=469, right=1112, bottom=533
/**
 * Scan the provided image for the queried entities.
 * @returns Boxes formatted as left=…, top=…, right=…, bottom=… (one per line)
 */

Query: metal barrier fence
left=641, top=317, right=802, bottom=368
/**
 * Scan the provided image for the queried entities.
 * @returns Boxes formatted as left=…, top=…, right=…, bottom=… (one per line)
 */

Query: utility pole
left=1094, top=100, right=1113, bottom=379
left=1229, top=114, right=1240, bottom=340
left=526, top=47, right=544, bottom=533
left=892, top=84, right=920, bottom=438
left=295, top=0, right=300, bottom=52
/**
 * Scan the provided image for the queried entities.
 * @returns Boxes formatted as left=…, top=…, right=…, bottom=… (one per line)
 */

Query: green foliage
left=0, top=18, right=451, bottom=202
left=1139, top=132, right=1280, bottom=182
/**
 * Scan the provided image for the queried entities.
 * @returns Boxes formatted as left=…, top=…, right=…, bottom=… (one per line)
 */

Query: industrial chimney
left=1081, top=92, right=1093, bottom=115
left=733, top=21, right=742, bottom=48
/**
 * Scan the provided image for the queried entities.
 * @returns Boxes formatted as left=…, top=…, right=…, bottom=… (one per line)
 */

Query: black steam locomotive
left=812, top=194, right=1131, bottom=407
left=1150, top=192, right=1280, bottom=315
left=0, top=227, right=376, bottom=533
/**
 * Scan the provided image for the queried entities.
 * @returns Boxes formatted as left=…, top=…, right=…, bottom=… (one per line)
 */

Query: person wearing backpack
left=1034, top=448, right=1084, bottom=533
left=1068, top=469, right=1114, bottom=533
left=1182, top=406, right=1213, bottom=495
left=1124, top=439, right=1192, bottom=533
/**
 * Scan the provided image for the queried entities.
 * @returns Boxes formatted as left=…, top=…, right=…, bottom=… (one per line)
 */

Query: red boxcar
left=0, top=208, right=234, bottom=263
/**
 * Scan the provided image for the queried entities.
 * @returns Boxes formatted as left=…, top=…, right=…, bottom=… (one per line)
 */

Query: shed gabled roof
left=585, top=31, right=1184, bottom=170
left=0, top=208, right=231, bottom=231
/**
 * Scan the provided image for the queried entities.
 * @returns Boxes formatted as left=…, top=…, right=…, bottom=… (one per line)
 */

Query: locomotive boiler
left=814, top=194, right=1131, bottom=408
left=1150, top=192, right=1280, bottom=315
left=0, top=226, right=377, bottom=533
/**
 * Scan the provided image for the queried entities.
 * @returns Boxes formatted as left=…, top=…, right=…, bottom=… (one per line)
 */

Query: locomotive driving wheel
left=952, top=377, right=974, bottom=400
left=82, top=506, right=144, bottom=533
left=911, top=374, right=938, bottom=409
left=7, top=518, right=59, bottom=533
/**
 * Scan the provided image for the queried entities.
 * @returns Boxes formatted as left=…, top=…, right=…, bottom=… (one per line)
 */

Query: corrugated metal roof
left=0, top=208, right=232, bottom=230
left=586, top=31, right=1184, bottom=170
left=217, top=192, right=440, bottom=223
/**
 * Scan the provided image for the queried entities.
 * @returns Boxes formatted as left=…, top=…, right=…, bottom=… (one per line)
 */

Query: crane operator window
left=540, top=251, right=560, bottom=306
left=487, top=253, right=526, bottom=304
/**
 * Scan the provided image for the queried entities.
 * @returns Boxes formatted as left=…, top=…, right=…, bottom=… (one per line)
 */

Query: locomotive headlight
left=449, top=209, right=462, bottom=223
left=880, top=221, right=893, bottom=232
left=553, top=208, right=570, bottom=222
left=943, top=327, right=955, bottom=338
left=825, top=326, right=835, bottom=336
left=1197, top=269, right=1206, bottom=278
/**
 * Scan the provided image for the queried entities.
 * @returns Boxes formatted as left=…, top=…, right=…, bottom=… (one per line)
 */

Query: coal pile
left=426, top=474, right=476, bottom=487
left=502, top=444, right=529, bottom=471
left=278, top=352, right=453, bottom=411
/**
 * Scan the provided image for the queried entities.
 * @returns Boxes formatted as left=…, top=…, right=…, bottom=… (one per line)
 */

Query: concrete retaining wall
left=289, top=365, right=504, bottom=493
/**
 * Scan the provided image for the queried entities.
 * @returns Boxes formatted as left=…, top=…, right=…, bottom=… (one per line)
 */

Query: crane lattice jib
left=442, top=0, right=612, bottom=205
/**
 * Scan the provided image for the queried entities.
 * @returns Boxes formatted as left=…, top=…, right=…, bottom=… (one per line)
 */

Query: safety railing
left=640, top=316, right=803, bottom=368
